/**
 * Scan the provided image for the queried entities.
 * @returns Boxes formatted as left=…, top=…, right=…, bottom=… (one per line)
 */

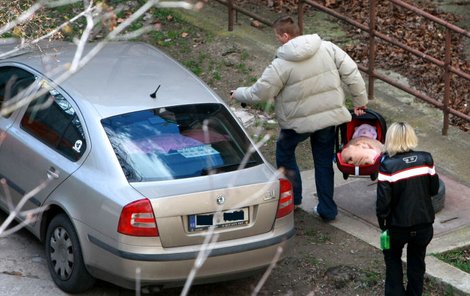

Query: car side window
left=0, top=66, right=35, bottom=118
left=20, top=83, right=87, bottom=161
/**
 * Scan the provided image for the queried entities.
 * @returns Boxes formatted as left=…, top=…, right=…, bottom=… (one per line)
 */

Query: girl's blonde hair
left=383, top=122, right=418, bottom=157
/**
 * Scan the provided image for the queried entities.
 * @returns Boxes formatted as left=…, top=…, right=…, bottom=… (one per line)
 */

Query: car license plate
left=188, top=208, right=249, bottom=231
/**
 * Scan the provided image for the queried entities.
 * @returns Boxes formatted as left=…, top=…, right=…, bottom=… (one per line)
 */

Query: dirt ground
left=142, top=8, right=450, bottom=296
left=162, top=210, right=386, bottom=296
left=160, top=210, right=449, bottom=296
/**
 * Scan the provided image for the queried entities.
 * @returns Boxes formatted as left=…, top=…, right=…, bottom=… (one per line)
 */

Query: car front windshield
left=102, top=103, right=263, bottom=182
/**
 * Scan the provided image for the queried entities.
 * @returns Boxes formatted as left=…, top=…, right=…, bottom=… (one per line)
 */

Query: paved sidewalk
left=299, top=168, right=470, bottom=295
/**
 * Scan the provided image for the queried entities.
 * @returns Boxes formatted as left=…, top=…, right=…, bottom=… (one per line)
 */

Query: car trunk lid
left=131, top=174, right=280, bottom=248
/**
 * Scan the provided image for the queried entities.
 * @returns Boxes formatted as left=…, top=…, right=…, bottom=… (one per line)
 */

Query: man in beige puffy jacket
left=231, top=16, right=367, bottom=221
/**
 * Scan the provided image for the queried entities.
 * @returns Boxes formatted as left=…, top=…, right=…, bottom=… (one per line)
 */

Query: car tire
left=45, top=214, right=95, bottom=293
left=432, top=178, right=446, bottom=213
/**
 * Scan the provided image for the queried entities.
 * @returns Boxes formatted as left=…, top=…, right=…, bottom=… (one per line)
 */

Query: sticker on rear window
left=178, top=145, right=219, bottom=158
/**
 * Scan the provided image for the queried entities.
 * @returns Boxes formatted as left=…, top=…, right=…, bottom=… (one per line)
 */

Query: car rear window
left=102, top=103, right=263, bottom=182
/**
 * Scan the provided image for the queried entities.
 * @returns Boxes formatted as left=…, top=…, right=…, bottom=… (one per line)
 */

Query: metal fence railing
left=215, top=0, right=470, bottom=135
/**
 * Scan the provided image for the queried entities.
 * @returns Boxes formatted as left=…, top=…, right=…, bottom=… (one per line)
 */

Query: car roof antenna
left=150, top=84, right=161, bottom=99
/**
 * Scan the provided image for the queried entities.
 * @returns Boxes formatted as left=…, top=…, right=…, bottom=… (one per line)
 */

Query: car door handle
left=47, top=167, right=60, bottom=180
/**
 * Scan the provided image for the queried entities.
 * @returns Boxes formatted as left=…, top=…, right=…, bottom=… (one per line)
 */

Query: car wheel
left=45, top=214, right=95, bottom=293
left=432, top=178, right=446, bottom=213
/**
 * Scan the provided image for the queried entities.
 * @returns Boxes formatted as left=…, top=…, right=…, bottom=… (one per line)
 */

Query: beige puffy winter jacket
left=233, top=34, right=368, bottom=133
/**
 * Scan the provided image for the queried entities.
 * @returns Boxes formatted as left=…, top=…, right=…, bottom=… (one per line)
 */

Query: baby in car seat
left=341, top=124, right=383, bottom=166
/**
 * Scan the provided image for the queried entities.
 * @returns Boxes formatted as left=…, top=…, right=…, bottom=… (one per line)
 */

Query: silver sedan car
left=0, top=41, right=295, bottom=293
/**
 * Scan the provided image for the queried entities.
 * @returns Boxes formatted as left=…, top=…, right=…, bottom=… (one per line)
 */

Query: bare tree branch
left=0, top=205, right=49, bottom=237
left=0, top=3, right=287, bottom=295
left=0, top=178, right=51, bottom=236
left=70, top=1, right=95, bottom=71
left=181, top=226, right=220, bottom=296
left=251, top=246, right=284, bottom=296
left=45, top=0, right=82, bottom=8
left=0, top=178, right=14, bottom=211
left=1, top=0, right=201, bottom=118
left=0, top=1, right=44, bottom=36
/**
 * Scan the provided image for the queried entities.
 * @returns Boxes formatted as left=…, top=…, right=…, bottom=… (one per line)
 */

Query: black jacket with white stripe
left=376, top=150, right=440, bottom=230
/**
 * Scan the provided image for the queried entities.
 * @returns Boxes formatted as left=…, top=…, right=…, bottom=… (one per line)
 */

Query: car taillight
left=118, top=198, right=159, bottom=237
left=276, top=178, right=294, bottom=218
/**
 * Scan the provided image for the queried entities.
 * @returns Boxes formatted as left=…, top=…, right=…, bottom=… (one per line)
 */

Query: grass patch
left=0, top=0, right=85, bottom=39
left=433, top=246, right=470, bottom=274
left=0, top=1, right=247, bottom=96
left=0, top=1, right=199, bottom=46
left=183, top=60, right=203, bottom=76
left=304, top=254, right=321, bottom=266
left=345, top=96, right=355, bottom=110
left=423, top=278, right=457, bottom=296
left=361, top=270, right=381, bottom=287
left=304, top=228, right=331, bottom=243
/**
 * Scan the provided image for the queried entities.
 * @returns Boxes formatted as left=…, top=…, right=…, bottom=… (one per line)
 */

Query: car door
left=0, top=75, right=88, bottom=220
left=0, top=65, right=37, bottom=211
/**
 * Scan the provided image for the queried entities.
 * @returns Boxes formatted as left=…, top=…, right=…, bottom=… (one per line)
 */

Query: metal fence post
left=298, top=0, right=304, bottom=35
left=368, top=0, right=377, bottom=100
left=228, top=0, right=234, bottom=31
left=442, top=29, right=452, bottom=135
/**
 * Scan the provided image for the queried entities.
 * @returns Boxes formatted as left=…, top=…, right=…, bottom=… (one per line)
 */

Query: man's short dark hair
left=272, top=16, right=300, bottom=37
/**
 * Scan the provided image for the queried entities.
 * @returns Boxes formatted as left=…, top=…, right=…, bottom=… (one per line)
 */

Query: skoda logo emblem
left=216, top=195, right=225, bottom=205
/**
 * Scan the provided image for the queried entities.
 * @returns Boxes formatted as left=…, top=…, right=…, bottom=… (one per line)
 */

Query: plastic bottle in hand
left=380, top=230, right=390, bottom=250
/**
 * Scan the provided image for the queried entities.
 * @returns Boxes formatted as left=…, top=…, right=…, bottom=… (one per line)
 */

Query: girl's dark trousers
left=383, top=224, right=433, bottom=296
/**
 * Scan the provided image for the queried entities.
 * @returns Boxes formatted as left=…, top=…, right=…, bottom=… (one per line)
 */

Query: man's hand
left=353, top=106, right=366, bottom=116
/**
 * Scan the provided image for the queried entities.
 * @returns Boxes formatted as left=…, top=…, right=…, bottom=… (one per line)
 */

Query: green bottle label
left=380, top=230, right=390, bottom=250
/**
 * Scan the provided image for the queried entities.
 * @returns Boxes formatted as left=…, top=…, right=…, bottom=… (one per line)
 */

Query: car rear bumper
left=84, top=222, right=295, bottom=290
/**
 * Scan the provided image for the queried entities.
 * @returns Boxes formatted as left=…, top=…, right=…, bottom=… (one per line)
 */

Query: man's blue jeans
left=276, top=126, right=337, bottom=220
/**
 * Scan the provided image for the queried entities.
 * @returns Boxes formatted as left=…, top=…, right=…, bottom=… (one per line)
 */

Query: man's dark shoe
left=313, top=206, right=335, bottom=222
